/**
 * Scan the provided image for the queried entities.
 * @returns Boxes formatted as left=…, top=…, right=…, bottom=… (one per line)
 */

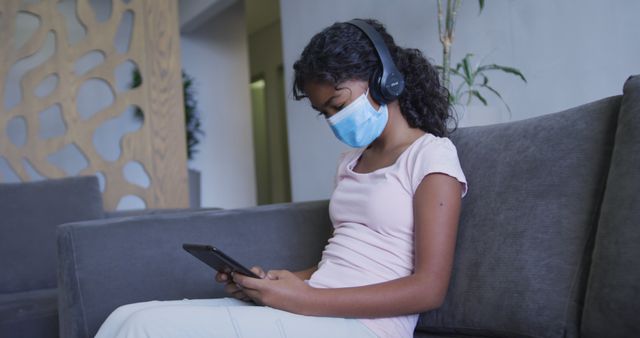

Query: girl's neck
left=368, top=101, right=426, bottom=153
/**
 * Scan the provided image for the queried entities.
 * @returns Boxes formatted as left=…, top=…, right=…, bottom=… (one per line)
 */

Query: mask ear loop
left=363, top=87, right=376, bottom=110
left=364, top=86, right=384, bottom=113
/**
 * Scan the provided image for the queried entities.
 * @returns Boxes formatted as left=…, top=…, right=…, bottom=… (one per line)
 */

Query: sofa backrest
left=103, top=207, right=223, bottom=218
left=0, top=175, right=103, bottom=293
left=581, top=75, right=640, bottom=337
left=415, top=94, right=621, bottom=337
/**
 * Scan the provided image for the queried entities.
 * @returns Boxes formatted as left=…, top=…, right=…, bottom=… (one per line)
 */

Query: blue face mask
left=326, top=88, right=389, bottom=148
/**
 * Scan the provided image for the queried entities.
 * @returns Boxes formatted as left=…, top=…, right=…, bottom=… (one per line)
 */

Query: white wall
left=280, top=0, right=640, bottom=202
left=180, top=1, right=257, bottom=209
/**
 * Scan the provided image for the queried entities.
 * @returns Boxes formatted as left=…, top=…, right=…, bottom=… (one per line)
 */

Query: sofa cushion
left=581, top=75, right=640, bottom=337
left=0, top=288, right=58, bottom=338
left=0, top=175, right=103, bottom=293
left=417, top=96, right=621, bottom=337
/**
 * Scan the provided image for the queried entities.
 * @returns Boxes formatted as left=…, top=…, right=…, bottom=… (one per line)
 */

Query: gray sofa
left=57, top=75, right=640, bottom=338
left=0, top=175, right=217, bottom=338
left=0, top=176, right=104, bottom=338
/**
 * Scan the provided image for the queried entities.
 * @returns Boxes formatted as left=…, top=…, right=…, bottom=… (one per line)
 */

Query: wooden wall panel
left=0, top=0, right=188, bottom=210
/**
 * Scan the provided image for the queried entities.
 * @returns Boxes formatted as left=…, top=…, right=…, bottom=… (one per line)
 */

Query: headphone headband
left=346, top=19, right=405, bottom=103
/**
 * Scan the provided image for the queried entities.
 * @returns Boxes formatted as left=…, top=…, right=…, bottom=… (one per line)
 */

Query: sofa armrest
left=56, top=200, right=331, bottom=338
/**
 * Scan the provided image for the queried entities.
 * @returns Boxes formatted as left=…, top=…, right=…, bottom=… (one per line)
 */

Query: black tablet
left=182, top=243, right=261, bottom=279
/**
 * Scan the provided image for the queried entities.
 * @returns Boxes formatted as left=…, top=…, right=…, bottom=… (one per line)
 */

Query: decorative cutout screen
left=0, top=0, right=189, bottom=210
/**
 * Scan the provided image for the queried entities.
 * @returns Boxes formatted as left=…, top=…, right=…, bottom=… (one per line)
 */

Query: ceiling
left=179, top=0, right=279, bottom=35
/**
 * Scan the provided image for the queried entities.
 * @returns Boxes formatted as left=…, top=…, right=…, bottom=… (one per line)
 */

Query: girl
left=95, top=18, right=468, bottom=338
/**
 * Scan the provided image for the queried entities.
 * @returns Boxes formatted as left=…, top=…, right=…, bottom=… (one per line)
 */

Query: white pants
left=94, top=297, right=379, bottom=338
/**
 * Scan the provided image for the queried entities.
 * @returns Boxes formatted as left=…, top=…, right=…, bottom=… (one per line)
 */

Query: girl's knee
left=109, top=304, right=133, bottom=318
left=112, top=300, right=160, bottom=315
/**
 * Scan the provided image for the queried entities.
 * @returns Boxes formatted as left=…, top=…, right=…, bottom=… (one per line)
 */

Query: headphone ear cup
left=368, top=67, right=386, bottom=105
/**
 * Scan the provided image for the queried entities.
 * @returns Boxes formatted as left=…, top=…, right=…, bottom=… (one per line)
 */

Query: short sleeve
left=409, top=137, right=468, bottom=198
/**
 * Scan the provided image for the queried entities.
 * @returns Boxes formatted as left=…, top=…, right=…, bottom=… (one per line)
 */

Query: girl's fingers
left=233, top=272, right=260, bottom=289
left=242, top=288, right=260, bottom=300
left=215, top=272, right=228, bottom=283
left=231, top=289, right=246, bottom=300
left=250, top=266, right=266, bottom=279
left=224, top=282, right=240, bottom=294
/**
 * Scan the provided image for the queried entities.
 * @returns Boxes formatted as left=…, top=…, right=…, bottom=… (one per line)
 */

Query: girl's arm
left=235, top=173, right=462, bottom=318
left=292, top=265, right=318, bottom=280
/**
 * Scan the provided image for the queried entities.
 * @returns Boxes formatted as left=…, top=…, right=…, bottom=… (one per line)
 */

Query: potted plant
left=435, top=0, right=527, bottom=126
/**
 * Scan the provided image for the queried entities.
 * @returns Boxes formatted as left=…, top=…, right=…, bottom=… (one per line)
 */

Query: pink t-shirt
left=305, top=132, right=468, bottom=338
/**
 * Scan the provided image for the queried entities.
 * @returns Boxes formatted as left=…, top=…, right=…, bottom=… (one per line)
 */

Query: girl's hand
left=232, top=269, right=316, bottom=314
left=215, top=266, right=268, bottom=302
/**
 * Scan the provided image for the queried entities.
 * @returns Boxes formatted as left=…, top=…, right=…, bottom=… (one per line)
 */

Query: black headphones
left=345, top=19, right=405, bottom=105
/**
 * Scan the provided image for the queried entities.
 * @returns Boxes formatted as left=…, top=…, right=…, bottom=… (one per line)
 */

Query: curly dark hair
left=292, top=19, right=456, bottom=137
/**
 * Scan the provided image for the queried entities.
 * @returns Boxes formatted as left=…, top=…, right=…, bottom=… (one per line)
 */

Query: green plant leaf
left=449, top=92, right=459, bottom=105
left=453, top=80, right=466, bottom=100
left=478, top=0, right=485, bottom=14
left=461, top=53, right=473, bottom=82
left=481, top=83, right=512, bottom=117
left=449, top=66, right=464, bottom=78
left=469, top=90, right=488, bottom=105
left=478, top=64, right=527, bottom=83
